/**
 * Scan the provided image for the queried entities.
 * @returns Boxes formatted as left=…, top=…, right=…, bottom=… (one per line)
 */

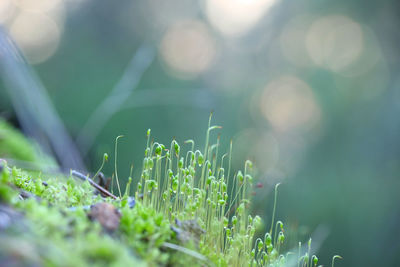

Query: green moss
left=0, top=120, right=57, bottom=170
left=0, top=120, right=37, bottom=162
left=0, top=118, right=339, bottom=267
left=0, top=165, right=150, bottom=266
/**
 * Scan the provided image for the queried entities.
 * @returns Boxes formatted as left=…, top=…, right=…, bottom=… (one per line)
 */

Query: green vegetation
left=0, top=119, right=37, bottom=162
left=0, top=118, right=341, bottom=266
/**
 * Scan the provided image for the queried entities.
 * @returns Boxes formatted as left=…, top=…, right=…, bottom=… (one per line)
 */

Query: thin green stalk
left=114, top=135, right=124, bottom=198
left=269, top=183, right=281, bottom=235
left=92, top=153, right=108, bottom=181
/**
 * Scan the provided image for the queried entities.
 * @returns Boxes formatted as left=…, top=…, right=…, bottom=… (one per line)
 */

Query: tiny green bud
left=174, top=142, right=180, bottom=155
left=226, top=228, right=231, bottom=236
left=265, top=233, right=272, bottom=246
left=179, top=157, right=184, bottom=168
left=103, top=153, right=108, bottom=161
left=222, top=182, right=227, bottom=193
left=194, top=188, right=200, bottom=196
left=172, top=180, right=178, bottom=192
left=223, top=217, right=228, bottom=227
left=237, top=171, right=244, bottom=183
left=258, top=240, right=264, bottom=251
left=147, top=129, right=151, bottom=137
left=248, top=215, right=253, bottom=224
left=232, top=216, right=238, bottom=225
left=155, top=145, right=162, bottom=155
left=313, top=256, right=318, bottom=266
left=278, top=232, right=285, bottom=243
left=198, top=154, right=204, bottom=165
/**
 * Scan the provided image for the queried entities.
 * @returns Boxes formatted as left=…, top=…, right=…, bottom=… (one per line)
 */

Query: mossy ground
left=0, top=165, right=169, bottom=266
left=0, top=119, right=339, bottom=267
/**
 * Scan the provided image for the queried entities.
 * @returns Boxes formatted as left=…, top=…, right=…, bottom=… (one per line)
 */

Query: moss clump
left=0, top=118, right=340, bottom=266
left=0, top=165, right=140, bottom=266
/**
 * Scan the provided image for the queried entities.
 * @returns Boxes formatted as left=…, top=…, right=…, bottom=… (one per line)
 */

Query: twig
left=76, top=44, right=156, bottom=156
left=0, top=27, right=86, bottom=171
left=71, top=170, right=117, bottom=199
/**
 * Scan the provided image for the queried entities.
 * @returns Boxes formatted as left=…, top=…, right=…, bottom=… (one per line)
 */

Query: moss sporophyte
left=0, top=117, right=341, bottom=266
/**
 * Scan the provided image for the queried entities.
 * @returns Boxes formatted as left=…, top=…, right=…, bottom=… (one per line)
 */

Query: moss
left=0, top=118, right=338, bottom=267
left=0, top=164, right=154, bottom=266
left=0, top=120, right=37, bottom=162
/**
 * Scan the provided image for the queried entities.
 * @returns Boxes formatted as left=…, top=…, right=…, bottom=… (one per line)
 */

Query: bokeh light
left=306, top=15, right=364, bottom=73
left=12, top=0, right=62, bottom=13
left=160, top=20, right=216, bottom=79
left=3, top=0, right=66, bottom=64
left=205, top=0, right=277, bottom=37
left=280, top=15, right=313, bottom=67
left=260, top=76, right=321, bottom=133
left=10, top=11, right=62, bottom=64
left=0, top=0, right=15, bottom=24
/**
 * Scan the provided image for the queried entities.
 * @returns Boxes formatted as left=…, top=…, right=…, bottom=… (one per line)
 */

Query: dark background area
left=1, top=0, right=400, bottom=266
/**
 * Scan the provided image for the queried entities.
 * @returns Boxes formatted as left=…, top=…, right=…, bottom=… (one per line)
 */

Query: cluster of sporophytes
left=131, top=116, right=341, bottom=267
left=0, top=117, right=341, bottom=266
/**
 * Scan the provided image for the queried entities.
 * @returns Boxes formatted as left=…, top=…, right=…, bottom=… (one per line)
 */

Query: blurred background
left=1, top=0, right=400, bottom=266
